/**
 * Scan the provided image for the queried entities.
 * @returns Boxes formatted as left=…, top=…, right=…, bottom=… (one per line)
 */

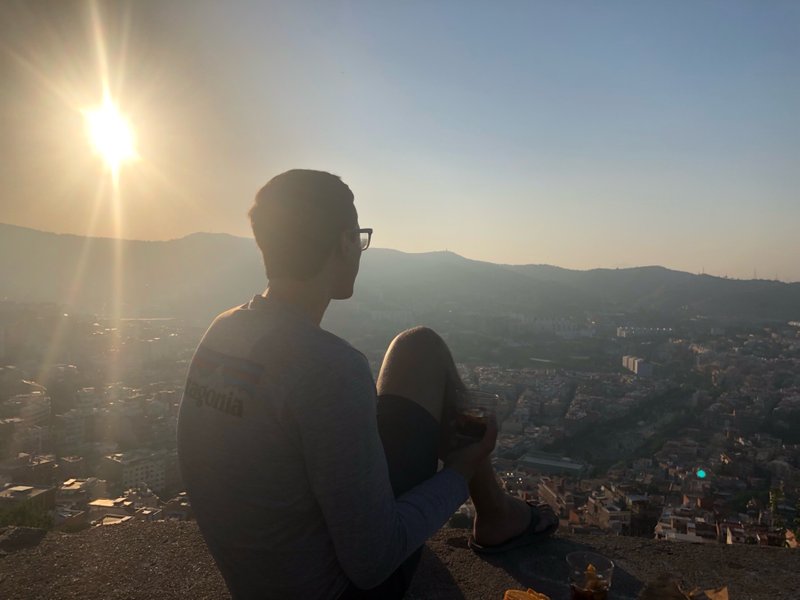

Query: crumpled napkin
left=503, top=588, right=550, bottom=600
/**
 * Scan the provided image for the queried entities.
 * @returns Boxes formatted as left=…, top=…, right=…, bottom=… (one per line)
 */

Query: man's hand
left=443, top=415, right=498, bottom=482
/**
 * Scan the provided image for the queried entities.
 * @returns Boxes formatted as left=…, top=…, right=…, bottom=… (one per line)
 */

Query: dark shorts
left=337, top=394, right=441, bottom=600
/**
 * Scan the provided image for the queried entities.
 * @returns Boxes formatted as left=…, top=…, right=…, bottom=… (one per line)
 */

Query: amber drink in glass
left=566, top=551, right=614, bottom=600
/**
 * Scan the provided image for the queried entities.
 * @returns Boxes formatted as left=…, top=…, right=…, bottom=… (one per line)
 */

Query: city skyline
left=1, top=1, right=798, bottom=281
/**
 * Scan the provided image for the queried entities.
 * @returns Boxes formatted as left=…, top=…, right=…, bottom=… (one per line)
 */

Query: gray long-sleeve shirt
left=177, top=295, right=469, bottom=599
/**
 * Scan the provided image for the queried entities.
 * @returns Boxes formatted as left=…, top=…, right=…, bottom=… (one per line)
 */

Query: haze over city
left=3, top=4, right=800, bottom=597
left=1, top=0, right=799, bottom=282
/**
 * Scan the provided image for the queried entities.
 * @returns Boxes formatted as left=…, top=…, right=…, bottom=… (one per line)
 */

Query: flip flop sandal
left=468, top=501, right=559, bottom=555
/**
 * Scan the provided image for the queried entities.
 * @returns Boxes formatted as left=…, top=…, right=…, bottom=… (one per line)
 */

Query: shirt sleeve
left=290, top=351, right=469, bottom=590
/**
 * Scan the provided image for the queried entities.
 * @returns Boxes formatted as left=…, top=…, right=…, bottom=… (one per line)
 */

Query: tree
left=0, top=503, right=53, bottom=530
left=794, top=496, right=800, bottom=537
left=768, top=487, right=785, bottom=529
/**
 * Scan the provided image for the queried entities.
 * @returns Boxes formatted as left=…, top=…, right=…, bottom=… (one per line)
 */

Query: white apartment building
left=102, top=450, right=166, bottom=492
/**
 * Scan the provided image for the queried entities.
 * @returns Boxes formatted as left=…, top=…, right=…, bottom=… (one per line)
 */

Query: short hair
left=249, top=169, right=357, bottom=280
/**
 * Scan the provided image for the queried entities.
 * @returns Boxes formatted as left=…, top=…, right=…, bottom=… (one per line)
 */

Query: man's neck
left=263, top=280, right=331, bottom=327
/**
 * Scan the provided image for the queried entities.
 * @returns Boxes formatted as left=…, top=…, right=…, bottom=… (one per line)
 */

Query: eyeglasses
left=353, top=228, right=373, bottom=251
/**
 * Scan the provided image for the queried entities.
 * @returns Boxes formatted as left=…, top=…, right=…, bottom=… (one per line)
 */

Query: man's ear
left=335, top=230, right=351, bottom=257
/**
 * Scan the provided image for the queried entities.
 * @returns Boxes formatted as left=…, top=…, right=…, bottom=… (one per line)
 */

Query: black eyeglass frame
left=352, top=228, right=373, bottom=250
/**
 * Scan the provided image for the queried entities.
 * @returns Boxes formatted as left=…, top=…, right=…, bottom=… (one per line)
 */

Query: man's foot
left=471, top=496, right=557, bottom=548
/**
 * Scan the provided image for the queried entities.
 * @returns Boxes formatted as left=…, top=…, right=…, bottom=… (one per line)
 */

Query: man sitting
left=177, top=169, right=557, bottom=600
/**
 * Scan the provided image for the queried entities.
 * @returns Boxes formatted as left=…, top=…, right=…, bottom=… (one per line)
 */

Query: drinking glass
left=566, top=551, right=614, bottom=600
left=453, top=389, right=501, bottom=443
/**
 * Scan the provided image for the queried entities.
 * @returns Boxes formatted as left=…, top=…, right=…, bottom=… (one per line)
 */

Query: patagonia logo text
left=185, top=377, right=244, bottom=418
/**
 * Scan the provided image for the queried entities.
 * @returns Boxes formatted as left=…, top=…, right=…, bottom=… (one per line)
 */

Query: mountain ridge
left=3, top=221, right=791, bottom=283
left=1, top=222, right=798, bottom=324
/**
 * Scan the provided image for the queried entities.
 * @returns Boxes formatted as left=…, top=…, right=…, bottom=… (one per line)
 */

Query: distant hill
left=1, top=223, right=799, bottom=324
left=0, top=224, right=264, bottom=323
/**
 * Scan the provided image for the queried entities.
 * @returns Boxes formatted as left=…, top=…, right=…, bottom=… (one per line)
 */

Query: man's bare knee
left=381, top=327, right=449, bottom=381
left=377, top=326, right=450, bottom=421
left=391, top=326, right=446, bottom=352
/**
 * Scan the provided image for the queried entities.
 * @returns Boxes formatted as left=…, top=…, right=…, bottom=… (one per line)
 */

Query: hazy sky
left=1, top=1, right=798, bottom=280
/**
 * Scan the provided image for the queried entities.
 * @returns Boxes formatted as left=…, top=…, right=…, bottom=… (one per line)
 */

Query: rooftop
left=0, top=522, right=797, bottom=599
left=0, top=484, right=49, bottom=500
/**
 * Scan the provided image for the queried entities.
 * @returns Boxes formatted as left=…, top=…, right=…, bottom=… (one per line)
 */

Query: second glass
left=566, top=551, right=614, bottom=600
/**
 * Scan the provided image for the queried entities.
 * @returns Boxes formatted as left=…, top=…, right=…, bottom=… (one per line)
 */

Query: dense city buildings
left=0, top=303, right=200, bottom=528
left=0, top=300, right=798, bottom=549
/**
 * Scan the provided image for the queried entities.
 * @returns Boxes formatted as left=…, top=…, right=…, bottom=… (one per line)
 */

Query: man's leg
left=376, top=326, right=454, bottom=424
left=376, top=327, right=545, bottom=547
left=339, top=327, right=453, bottom=599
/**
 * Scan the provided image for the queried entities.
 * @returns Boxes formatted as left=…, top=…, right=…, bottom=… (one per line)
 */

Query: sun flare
left=83, top=94, right=138, bottom=174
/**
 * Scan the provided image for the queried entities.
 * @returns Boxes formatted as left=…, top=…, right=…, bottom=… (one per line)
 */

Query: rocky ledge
left=0, top=522, right=797, bottom=599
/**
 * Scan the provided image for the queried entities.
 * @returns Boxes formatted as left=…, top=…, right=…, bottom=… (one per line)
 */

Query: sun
left=83, top=93, right=138, bottom=175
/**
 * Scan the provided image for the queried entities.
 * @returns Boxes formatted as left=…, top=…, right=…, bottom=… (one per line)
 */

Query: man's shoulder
left=203, top=301, right=256, bottom=334
left=198, top=302, right=268, bottom=354
left=286, top=328, right=370, bottom=382
left=200, top=298, right=369, bottom=376
left=314, top=328, right=364, bottom=359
